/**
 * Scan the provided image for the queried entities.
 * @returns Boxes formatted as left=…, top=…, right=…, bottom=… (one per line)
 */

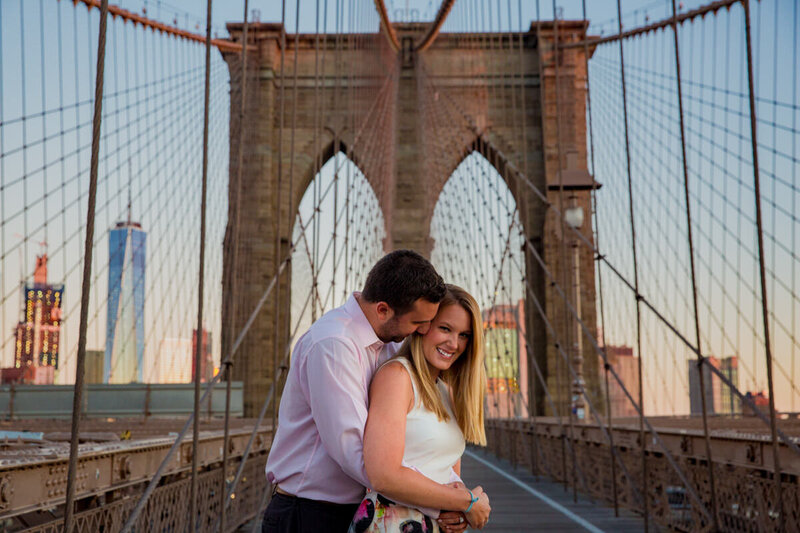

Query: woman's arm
left=364, top=363, right=480, bottom=514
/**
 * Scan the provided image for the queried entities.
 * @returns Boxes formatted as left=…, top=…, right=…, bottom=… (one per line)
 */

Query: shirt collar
left=344, top=292, right=384, bottom=349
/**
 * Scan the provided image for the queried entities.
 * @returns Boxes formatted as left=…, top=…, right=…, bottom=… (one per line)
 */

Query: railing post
left=8, top=383, right=14, bottom=421
left=144, top=383, right=151, bottom=419
left=220, top=361, right=233, bottom=532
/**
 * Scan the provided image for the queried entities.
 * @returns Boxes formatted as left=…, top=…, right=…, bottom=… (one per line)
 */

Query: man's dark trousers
left=261, top=493, right=359, bottom=533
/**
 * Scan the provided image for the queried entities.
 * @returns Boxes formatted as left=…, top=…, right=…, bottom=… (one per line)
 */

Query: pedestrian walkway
left=461, top=449, right=644, bottom=532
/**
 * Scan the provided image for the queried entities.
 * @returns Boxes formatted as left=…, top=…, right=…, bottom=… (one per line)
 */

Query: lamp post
left=564, top=197, right=586, bottom=420
left=548, top=166, right=599, bottom=421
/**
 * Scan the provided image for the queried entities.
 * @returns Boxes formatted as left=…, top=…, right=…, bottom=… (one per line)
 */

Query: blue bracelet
left=464, top=488, right=479, bottom=513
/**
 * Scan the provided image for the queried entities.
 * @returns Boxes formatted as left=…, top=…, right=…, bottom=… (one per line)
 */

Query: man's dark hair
left=362, top=250, right=446, bottom=314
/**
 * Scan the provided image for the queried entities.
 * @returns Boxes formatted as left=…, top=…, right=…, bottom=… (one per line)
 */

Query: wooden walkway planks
left=460, top=448, right=645, bottom=532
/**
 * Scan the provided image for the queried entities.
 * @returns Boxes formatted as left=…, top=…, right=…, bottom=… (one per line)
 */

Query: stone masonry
left=220, top=21, right=599, bottom=418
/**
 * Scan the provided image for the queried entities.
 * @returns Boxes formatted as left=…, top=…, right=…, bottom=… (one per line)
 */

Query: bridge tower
left=221, top=21, right=600, bottom=418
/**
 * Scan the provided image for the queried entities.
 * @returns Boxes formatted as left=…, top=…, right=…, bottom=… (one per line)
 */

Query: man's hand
left=437, top=510, right=468, bottom=533
left=436, top=482, right=468, bottom=532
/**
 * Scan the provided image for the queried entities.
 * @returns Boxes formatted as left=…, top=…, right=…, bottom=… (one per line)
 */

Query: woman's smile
left=422, top=304, right=472, bottom=377
left=436, top=346, right=455, bottom=359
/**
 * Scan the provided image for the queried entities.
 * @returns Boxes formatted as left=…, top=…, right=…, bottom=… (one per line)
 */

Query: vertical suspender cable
left=614, top=0, right=648, bottom=528
left=668, top=1, right=719, bottom=529
left=0, top=0, right=4, bottom=365
left=550, top=0, right=577, bottom=499
left=272, top=0, right=288, bottom=440
left=792, top=0, right=799, bottom=415
left=325, top=22, right=341, bottom=311
left=517, top=0, right=541, bottom=479
left=279, top=0, right=303, bottom=417
left=504, top=0, right=525, bottom=455
left=63, top=1, right=110, bottom=531
left=311, top=0, right=322, bottom=321
left=220, top=2, right=249, bottom=530
left=580, top=0, right=618, bottom=516
left=742, top=0, right=784, bottom=529
left=534, top=0, right=569, bottom=488
left=190, top=0, right=214, bottom=530
left=39, top=0, right=48, bottom=249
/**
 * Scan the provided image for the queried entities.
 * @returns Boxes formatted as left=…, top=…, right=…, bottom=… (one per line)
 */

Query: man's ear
left=375, top=301, right=393, bottom=320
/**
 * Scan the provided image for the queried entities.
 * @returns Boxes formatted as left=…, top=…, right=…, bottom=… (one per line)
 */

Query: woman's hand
left=465, top=486, right=491, bottom=529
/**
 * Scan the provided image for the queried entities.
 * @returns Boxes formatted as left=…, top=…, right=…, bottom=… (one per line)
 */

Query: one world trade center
left=104, top=206, right=146, bottom=383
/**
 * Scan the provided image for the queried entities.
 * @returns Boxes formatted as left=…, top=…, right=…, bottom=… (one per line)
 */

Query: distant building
left=719, top=357, right=741, bottom=414
left=1, top=365, right=54, bottom=385
left=743, top=390, right=769, bottom=416
left=603, top=345, right=639, bottom=418
left=3, top=254, right=62, bottom=385
left=689, top=356, right=740, bottom=415
left=13, top=255, right=63, bottom=371
left=483, top=300, right=528, bottom=418
left=84, top=349, right=105, bottom=384
left=105, top=214, right=146, bottom=383
left=192, top=329, right=213, bottom=383
left=156, top=338, right=193, bottom=383
left=689, top=356, right=718, bottom=415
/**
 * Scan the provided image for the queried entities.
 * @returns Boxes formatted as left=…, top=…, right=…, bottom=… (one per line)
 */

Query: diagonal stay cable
left=523, top=236, right=714, bottom=524
left=120, top=57, right=398, bottom=530
left=444, top=154, right=644, bottom=508
left=437, top=105, right=800, bottom=457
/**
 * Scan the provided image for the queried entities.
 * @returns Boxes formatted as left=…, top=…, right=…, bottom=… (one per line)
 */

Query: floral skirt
left=348, top=492, right=440, bottom=533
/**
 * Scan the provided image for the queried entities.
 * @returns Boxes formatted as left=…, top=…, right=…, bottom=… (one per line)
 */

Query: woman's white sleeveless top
left=388, top=357, right=465, bottom=485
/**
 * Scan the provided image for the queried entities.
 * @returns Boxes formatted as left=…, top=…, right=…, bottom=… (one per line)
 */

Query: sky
left=99, top=0, right=723, bottom=37
left=0, top=0, right=798, bottom=418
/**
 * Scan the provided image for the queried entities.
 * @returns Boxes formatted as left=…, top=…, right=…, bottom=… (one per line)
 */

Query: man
left=263, top=250, right=488, bottom=532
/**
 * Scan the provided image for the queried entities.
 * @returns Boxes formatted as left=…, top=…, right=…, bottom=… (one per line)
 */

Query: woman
left=350, top=285, right=490, bottom=533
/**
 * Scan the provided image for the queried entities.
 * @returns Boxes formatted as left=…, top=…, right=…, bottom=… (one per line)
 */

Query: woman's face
left=420, top=303, right=472, bottom=377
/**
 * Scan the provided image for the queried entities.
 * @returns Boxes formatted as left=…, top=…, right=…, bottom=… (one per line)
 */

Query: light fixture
left=564, top=206, right=584, bottom=229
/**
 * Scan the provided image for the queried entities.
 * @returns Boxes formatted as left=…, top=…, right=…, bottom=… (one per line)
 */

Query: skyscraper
left=13, top=254, right=63, bottom=375
left=688, top=356, right=739, bottom=415
left=719, top=356, right=741, bottom=414
left=84, top=349, right=105, bottom=384
left=105, top=210, right=146, bottom=384
left=603, top=344, right=639, bottom=418
left=192, top=328, right=214, bottom=383
left=689, top=356, right=719, bottom=415
left=482, top=300, right=528, bottom=418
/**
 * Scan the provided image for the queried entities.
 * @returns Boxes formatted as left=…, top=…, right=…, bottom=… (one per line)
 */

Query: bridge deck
left=461, top=448, right=644, bottom=532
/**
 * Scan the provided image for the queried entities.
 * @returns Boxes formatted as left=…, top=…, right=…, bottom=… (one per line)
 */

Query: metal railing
left=0, top=382, right=243, bottom=419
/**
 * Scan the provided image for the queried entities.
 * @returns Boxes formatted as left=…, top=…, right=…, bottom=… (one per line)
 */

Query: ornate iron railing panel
left=486, top=418, right=800, bottom=532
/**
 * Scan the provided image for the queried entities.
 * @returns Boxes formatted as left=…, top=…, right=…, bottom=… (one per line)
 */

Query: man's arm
left=306, top=342, right=489, bottom=527
left=305, top=337, right=373, bottom=487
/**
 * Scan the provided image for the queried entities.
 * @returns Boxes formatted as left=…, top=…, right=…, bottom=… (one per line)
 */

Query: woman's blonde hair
left=395, top=284, right=486, bottom=445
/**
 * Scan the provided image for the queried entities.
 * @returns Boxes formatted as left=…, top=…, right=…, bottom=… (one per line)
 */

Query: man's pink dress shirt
left=265, top=293, right=397, bottom=504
